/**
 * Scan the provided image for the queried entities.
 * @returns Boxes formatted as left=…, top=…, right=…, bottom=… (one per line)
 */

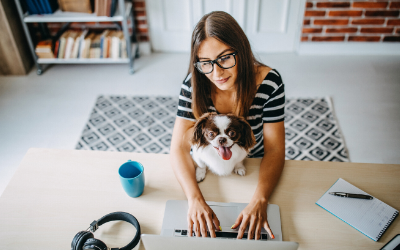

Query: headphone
left=71, top=212, right=141, bottom=250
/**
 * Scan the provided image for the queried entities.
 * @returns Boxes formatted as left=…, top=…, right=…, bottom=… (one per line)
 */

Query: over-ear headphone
left=71, top=212, right=140, bottom=250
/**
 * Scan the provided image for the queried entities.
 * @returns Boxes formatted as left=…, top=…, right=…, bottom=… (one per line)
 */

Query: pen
left=329, top=192, right=373, bottom=200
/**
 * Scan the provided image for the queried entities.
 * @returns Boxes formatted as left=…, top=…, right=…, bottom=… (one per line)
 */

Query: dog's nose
left=219, top=137, right=227, bottom=145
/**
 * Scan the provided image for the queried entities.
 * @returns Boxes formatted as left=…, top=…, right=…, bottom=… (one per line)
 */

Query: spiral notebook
left=316, top=178, right=398, bottom=241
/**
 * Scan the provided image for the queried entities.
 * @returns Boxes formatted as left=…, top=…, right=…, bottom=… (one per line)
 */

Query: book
left=35, top=39, right=55, bottom=58
left=98, top=0, right=104, bottom=16
left=101, top=0, right=105, bottom=16
left=42, top=0, right=58, bottom=14
left=111, top=31, right=123, bottom=59
left=41, top=0, right=51, bottom=13
left=97, top=0, right=112, bottom=16
left=32, top=0, right=42, bottom=14
left=87, top=33, right=99, bottom=58
left=35, top=39, right=52, bottom=49
left=94, top=0, right=99, bottom=16
left=103, top=0, right=108, bottom=16
left=25, top=0, right=39, bottom=15
left=58, top=0, right=92, bottom=13
left=106, top=0, right=112, bottom=17
left=97, top=0, right=101, bottom=16
left=316, top=178, right=399, bottom=241
left=82, top=33, right=96, bottom=58
left=64, top=31, right=79, bottom=59
left=70, top=31, right=80, bottom=59
left=54, top=40, right=60, bottom=57
left=75, top=30, right=88, bottom=58
left=58, top=30, right=70, bottom=59
left=78, top=30, right=89, bottom=59
left=110, top=0, right=117, bottom=17
left=93, top=34, right=103, bottom=58
left=70, top=30, right=84, bottom=59
left=99, top=30, right=110, bottom=58
left=103, top=30, right=115, bottom=58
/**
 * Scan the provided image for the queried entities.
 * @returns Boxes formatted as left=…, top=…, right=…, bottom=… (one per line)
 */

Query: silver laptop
left=142, top=234, right=299, bottom=250
left=161, top=200, right=282, bottom=240
left=141, top=200, right=298, bottom=249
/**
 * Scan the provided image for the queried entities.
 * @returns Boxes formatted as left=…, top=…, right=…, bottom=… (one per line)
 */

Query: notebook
left=316, top=178, right=398, bottom=241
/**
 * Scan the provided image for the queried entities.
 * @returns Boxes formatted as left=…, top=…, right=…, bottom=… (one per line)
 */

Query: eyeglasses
left=194, top=52, right=237, bottom=74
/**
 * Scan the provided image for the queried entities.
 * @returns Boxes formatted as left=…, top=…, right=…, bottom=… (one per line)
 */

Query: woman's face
left=197, top=37, right=238, bottom=92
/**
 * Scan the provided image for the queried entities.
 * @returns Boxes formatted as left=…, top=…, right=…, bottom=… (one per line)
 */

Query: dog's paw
left=196, top=167, right=207, bottom=182
left=233, top=165, right=246, bottom=176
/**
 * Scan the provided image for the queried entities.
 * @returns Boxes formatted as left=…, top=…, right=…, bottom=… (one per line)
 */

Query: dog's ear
left=191, top=112, right=214, bottom=146
left=234, top=115, right=256, bottom=150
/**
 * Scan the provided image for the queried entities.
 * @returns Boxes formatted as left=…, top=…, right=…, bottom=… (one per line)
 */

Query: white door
left=146, top=0, right=305, bottom=53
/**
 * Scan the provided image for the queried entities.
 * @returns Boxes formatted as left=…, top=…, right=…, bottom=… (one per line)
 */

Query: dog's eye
left=228, top=131, right=236, bottom=137
left=208, top=132, right=215, bottom=137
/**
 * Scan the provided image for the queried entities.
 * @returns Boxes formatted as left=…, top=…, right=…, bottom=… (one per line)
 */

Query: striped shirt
left=177, top=69, right=285, bottom=158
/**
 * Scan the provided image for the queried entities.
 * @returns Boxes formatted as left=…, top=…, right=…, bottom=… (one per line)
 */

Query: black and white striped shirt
left=177, top=69, right=285, bottom=158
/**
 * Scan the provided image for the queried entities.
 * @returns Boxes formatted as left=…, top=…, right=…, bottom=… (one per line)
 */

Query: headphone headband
left=95, top=212, right=140, bottom=250
left=72, top=212, right=140, bottom=250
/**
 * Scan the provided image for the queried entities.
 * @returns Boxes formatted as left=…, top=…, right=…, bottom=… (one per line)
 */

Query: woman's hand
left=231, top=198, right=275, bottom=240
left=232, top=121, right=284, bottom=240
left=187, top=198, right=220, bottom=238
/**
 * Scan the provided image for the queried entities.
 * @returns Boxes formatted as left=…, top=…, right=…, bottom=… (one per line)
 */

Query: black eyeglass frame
left=194, top=52, right=237, bottom=74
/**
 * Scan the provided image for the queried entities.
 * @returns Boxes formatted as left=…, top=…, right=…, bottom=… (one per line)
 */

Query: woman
left=170, top=11, right=285, bottom=240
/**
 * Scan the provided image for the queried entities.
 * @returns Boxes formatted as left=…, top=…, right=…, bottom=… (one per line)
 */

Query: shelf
left=24, top=2, right=131, bottom=23
left=14, top=0, right=137, bottom=74
left=37, top=58, right=130, bottom=64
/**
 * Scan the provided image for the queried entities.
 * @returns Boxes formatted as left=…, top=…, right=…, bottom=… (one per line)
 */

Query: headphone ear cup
left=82, top=238, right=108, bottom=250
left=71, top=231, right=94, bottom=250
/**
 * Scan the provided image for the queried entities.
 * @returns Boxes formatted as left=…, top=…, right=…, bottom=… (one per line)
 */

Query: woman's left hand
left=231, top=198, right=275, bottom=240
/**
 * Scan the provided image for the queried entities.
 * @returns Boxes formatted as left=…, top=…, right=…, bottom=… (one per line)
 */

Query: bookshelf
left=14, top=0, right=139, bottom=75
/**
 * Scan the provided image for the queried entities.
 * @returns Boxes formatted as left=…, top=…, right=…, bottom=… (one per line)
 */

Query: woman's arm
left=232, top=121, right=285, bottom=240
left=170, top=117, right=220, bottom=237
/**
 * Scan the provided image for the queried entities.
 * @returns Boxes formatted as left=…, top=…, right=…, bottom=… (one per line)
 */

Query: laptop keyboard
left=174, top=229, right=268, bottom=240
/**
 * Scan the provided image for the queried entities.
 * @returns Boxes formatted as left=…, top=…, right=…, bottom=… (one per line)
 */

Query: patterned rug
left=76, top=96, right=349, bottom=162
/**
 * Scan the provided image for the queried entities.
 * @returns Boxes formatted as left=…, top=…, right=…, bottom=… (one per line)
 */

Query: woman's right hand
left=187, top=198, right=220, bottom=238
left=170, top=117, right=219, bottom=237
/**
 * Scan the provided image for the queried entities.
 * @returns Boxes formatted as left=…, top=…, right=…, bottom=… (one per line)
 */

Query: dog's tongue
left=218, top=146, right=232, bottom=160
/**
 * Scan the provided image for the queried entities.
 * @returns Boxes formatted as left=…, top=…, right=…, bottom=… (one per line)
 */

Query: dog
left=191, top=112, right=256, bottom=182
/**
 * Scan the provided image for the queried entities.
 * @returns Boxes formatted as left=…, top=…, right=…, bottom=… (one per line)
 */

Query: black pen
left=329, top=192, right=373, bottom=200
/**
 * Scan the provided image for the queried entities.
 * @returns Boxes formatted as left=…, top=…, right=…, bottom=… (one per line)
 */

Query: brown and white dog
left=191, top=113, right=256, bottom=182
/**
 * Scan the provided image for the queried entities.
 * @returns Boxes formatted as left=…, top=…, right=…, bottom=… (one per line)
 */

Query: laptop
left=141, top=200, right=298, bottom=250
left=142, top=234, right=299, bottom=250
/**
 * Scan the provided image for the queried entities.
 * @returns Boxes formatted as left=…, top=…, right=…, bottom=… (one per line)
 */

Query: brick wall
left=302, top=0, right=400, bottom=42
left=132, top=0, right=149, bottom=42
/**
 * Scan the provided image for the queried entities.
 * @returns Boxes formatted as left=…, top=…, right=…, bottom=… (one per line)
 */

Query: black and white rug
left=76, top=96, right=349, bottom=162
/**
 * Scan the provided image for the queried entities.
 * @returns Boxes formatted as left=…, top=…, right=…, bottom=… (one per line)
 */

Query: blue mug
left=118, top=160, right=145, bottom=198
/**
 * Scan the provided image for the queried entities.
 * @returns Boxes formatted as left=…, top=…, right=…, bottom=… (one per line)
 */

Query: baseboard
left=297, top=42, right=400, bottom=55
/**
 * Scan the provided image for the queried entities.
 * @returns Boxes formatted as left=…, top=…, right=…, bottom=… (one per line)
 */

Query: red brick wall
left=132, top=0, right=149, bottom=42
left=302, top=0, right=400, bottom=42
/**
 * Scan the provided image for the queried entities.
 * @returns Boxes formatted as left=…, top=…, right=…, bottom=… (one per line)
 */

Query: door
left=146, top=0, right=304, bottom=53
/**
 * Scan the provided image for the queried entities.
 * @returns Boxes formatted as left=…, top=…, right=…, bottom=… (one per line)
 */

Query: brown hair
left=188, top=11, right=266, bottom=119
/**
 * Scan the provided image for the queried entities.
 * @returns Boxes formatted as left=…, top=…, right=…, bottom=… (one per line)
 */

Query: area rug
left=76, top=96, right=349, bottom=162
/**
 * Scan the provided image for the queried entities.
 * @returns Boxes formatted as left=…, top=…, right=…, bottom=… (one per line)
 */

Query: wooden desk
left=0, top=148, right=399, bottom=249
